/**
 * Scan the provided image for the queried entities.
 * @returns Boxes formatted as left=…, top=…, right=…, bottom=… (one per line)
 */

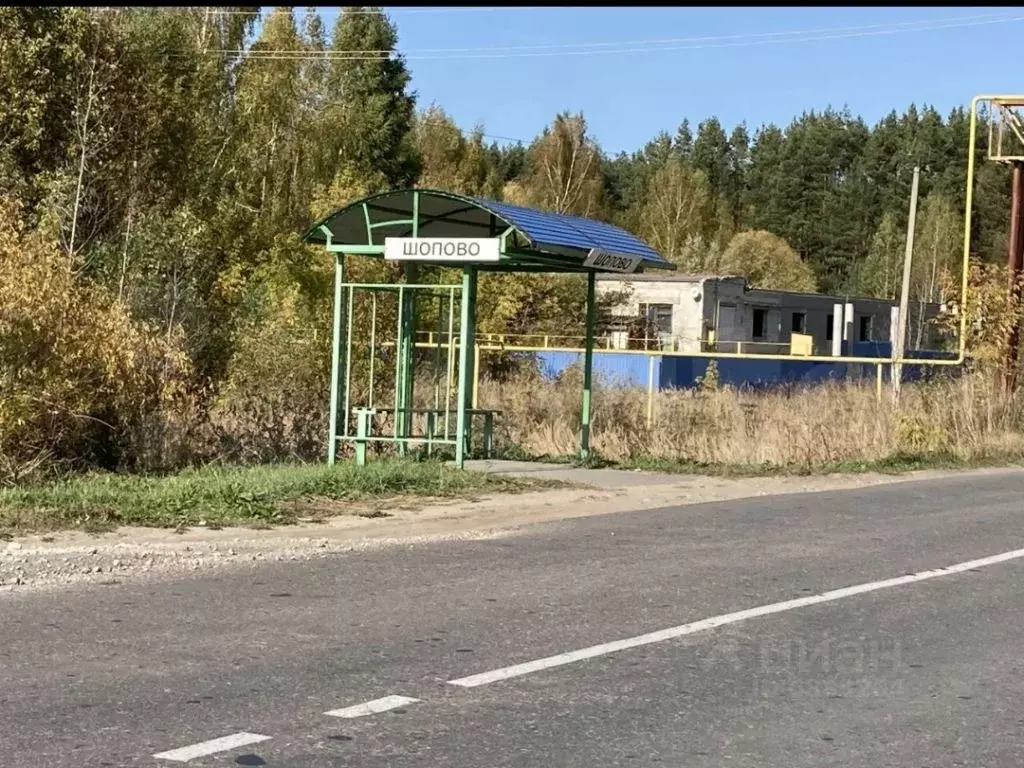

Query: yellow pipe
left=957, top=93, right=983, bottom=367
left=876, top=362, right=883, bottom=402
left=410, top=341, right=962, bottom=365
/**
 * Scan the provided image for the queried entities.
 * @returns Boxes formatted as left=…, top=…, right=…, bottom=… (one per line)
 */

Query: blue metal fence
left=536, top=351, right=659, bottom=386
left=534, top=344, right=957, bottom=390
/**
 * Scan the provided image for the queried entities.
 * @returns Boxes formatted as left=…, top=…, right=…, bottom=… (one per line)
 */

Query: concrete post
left=831, top=303, right=844, bottom=357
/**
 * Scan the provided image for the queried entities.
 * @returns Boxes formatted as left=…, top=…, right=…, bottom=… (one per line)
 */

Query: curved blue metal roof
left=468, top=196, right=668, bottom=265
left=304, top=188, right=673, bottom=271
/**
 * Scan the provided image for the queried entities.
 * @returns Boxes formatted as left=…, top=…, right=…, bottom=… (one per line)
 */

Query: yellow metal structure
left=789, top=333, right=814, bottom=357
left=987, top=96, right=1024, bottom=164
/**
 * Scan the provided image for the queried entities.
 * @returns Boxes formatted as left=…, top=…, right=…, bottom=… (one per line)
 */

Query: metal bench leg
left=355, top=409, right=374, bottom=467
left=425, top=412, right=436, bottom=458
left=484, top=413, right=494, bottom=459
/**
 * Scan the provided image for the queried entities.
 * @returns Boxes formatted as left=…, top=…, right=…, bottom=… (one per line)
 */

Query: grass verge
left=509, top=448, right=1024, bottom=478
left=625, top=452, right=1024, bottom=477
left=0, top=459, right=559, bottom=537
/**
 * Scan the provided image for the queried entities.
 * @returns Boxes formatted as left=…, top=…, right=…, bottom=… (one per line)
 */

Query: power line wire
left=482, top=133, right=527, bottom=144
left=206, top=13, right=1024, bottom=61
left=94, top=6, right=522, bottom=16
left=220, top=11, right=1024, bottom=56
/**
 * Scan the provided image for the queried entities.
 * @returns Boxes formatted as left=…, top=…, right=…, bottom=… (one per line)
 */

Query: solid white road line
left=325, top=694, right=421, bottom=719
left=153, top=732, right=271, bottom=762
left=448, top=545, right=1024, bottom=688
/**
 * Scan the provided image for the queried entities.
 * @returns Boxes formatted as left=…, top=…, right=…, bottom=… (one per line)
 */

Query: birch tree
left=635, top=159, right=713, bottom=268
left=851, top=211, right=904, bottom=299
left=911, top=193, right=961, bottom=348
left=521, top=112, right=606, bottom=217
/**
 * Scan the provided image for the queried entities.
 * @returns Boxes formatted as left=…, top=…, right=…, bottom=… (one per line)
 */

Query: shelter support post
left=455, top=268, right=478, bottom=468
left=580, top=271, right=597, bottom=459
left=445, top=287, right=456, bottom=442
left=399, top=192, right=421, bottom=450
left=463, top=268, right=479, bottom=414
left=458, top=267, right=478, bottom=460
left=327, top=254, right=346, bottom=465
left=393, top=286, right=405, bottom=444
left=472, top=345, right=481, bottom=410
left=1005, top=161, right=1024, bottom=391
left=397, top=266, right=418, bottom=454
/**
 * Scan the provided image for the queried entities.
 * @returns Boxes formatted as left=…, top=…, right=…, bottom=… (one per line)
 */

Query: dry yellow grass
left=478, top=368, right=1024, bottom=466
left=80, top=354, right=1023, bottom=475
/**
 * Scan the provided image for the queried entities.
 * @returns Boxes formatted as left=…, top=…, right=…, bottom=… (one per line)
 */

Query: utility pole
left=892, top=166, right=920, bottom=403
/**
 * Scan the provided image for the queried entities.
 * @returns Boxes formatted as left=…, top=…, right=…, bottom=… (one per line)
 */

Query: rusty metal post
left=1005, top=161, right=1024, bottom=391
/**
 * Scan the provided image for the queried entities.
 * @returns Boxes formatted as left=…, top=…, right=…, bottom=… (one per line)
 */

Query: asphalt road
left=2, top=469, right=1024, bottom=767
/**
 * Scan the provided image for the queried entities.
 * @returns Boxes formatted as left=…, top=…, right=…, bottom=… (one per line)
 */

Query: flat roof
left=596, top=273, right=744, bottom=283
left=596, top=273, right=912, bottom=306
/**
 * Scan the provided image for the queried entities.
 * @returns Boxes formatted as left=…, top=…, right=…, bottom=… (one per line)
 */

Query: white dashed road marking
left=447, top=545, right=1024, bottom=688
left=325, top=694, right=421, bottom=718
left=153, top=732, right=271, bottom=762
left=148, top=545, right=1024, bottom=762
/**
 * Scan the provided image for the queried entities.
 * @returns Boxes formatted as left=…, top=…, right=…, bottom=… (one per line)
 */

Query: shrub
left=0, top=197, right=191, bottom=481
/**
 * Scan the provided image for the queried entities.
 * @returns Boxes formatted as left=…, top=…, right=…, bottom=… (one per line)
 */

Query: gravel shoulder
left=3, top=465, right=1019, bottom=593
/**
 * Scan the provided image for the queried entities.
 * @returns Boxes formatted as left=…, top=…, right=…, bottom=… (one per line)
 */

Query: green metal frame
left=308, top=188, right=672, bottom=469
left=328, top=278, right=464, bottom=466
left=581, top=271, right=596, bottom=459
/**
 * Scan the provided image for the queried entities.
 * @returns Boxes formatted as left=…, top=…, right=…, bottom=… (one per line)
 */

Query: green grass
left=502, top=445, right=1024, bottom=478
left=6, top=450, right=1019, bottom=538
left=623, top=451, right=1024, bottom=477
left=0, top=459, right=557, bottom=536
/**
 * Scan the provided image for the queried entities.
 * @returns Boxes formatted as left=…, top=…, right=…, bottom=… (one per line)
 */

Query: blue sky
left=297, top=6, right=1024, bottom=154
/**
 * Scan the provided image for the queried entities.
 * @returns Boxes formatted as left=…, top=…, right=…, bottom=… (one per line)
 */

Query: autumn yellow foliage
left=0, top=197, right=191, bottom=481
left=937, top=260, right=1024, bottom=375
left=720, top=230, right=819, bottom=292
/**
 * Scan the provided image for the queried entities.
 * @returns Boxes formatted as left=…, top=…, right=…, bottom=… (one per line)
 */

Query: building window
left=791, top=312, right=807, bottom=335
left=638, top=303, right=673, bottom=335
left=826, top=314, right=834, bottom=342
left=858, top=315, right=873, bottom=342
left=752, top=308, right=768, bottom=340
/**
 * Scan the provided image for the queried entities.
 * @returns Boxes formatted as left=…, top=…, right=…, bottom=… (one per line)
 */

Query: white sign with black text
left=582, top=248, right=643, bottom=274
left=384, top=237, right=501, bottom=263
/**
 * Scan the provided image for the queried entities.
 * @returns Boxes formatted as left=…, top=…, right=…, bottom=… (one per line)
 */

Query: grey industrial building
left=597, top=274, right=941, bottom=355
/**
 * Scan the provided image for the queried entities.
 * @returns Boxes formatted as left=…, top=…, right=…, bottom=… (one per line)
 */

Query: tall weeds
left=479, top=369, right=1024, bottom=466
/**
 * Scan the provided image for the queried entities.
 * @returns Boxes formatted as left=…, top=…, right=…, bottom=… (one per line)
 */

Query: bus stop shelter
left=304, top=188, right=673, bottom=468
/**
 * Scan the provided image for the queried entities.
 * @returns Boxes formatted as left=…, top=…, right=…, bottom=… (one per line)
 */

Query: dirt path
left=3, top=465, right=1016, bottom=593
